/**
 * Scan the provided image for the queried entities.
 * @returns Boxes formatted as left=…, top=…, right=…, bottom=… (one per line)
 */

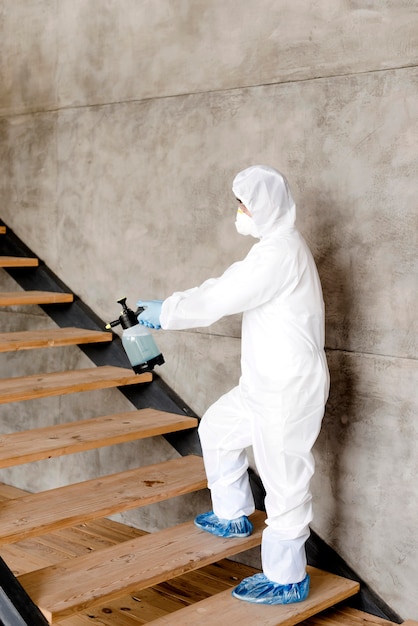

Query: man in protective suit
left=137, top=165, right=329, bottom=604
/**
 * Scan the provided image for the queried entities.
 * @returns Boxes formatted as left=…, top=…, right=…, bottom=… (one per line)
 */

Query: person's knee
left=197, top=412, right=216, bottom=447
left=198, top=404, right=222, bottom=440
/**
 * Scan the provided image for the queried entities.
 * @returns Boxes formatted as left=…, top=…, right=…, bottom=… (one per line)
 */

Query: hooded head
left=232, top=165, right=296, bottom=238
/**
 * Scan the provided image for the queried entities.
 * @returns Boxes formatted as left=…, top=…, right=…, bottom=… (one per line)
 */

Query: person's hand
left=136, top=300, right=163, bottom=329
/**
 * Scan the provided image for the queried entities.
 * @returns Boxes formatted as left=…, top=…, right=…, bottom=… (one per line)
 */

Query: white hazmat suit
left=160, top=165, right=329, bottom=585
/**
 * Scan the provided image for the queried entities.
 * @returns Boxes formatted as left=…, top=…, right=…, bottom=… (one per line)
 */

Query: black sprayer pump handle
left=105, top=297, right=143, bottom=330
left=116, top=297, right=145, bottom=317
left=117, top=298, right=138, bottom=329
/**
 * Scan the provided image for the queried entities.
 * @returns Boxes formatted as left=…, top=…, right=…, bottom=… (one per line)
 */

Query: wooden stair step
left=0, top=290, right=74, bottom=306
left=0, top=255, right=39, bottom=267
left=0, top=455, right=206, bottom=545
left=18, top=510, right=266, bottom=623
left=146, top=567, right=360, bottom=626
left=0, top=408, right=198, bottom=468
left=0, top=366, right=151, bottom=404
left=301, top=607, right=404, bottom=626
left=0, top=326, right=112, bottom=352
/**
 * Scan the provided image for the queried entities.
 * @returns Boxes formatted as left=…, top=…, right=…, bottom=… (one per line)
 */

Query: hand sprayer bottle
left=106, top=298, right=165, bottom=374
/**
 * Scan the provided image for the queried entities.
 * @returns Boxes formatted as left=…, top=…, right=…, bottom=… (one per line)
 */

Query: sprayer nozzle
left=105, top=318, right=121, bottom=329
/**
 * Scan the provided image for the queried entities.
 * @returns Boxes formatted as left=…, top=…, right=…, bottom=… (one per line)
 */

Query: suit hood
left=232, top=165, right=296, bottom=238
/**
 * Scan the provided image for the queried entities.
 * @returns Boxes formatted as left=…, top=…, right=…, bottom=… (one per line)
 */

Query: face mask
left=235, top=209, right=258, bottom=237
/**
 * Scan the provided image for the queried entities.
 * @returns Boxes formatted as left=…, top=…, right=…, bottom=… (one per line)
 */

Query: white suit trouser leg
left=198, top=385, right=325, bottom=584
left=198, top=388, right=255, bottom=519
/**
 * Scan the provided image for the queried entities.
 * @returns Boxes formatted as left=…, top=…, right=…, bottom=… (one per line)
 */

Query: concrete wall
left=0, top=0, right=417, bottom=618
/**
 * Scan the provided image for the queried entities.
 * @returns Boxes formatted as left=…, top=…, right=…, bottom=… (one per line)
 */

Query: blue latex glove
left=136, top=300, right=163, bottom=329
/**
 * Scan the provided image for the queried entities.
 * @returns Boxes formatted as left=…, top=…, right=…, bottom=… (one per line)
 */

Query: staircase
left=0, top=225, right=415, bottom=625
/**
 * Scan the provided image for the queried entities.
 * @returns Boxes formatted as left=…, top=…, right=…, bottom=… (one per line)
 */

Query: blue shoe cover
left=232, top=573, right=310, bottom=604
left=194, top=511, right=253, bottom=538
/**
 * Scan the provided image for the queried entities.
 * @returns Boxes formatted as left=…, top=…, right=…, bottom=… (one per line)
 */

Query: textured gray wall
left=0, top=0, right=417, bottom=618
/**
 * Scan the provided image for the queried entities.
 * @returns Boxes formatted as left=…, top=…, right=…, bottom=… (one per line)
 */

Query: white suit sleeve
left=160, top=243, right=296, bottom=330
